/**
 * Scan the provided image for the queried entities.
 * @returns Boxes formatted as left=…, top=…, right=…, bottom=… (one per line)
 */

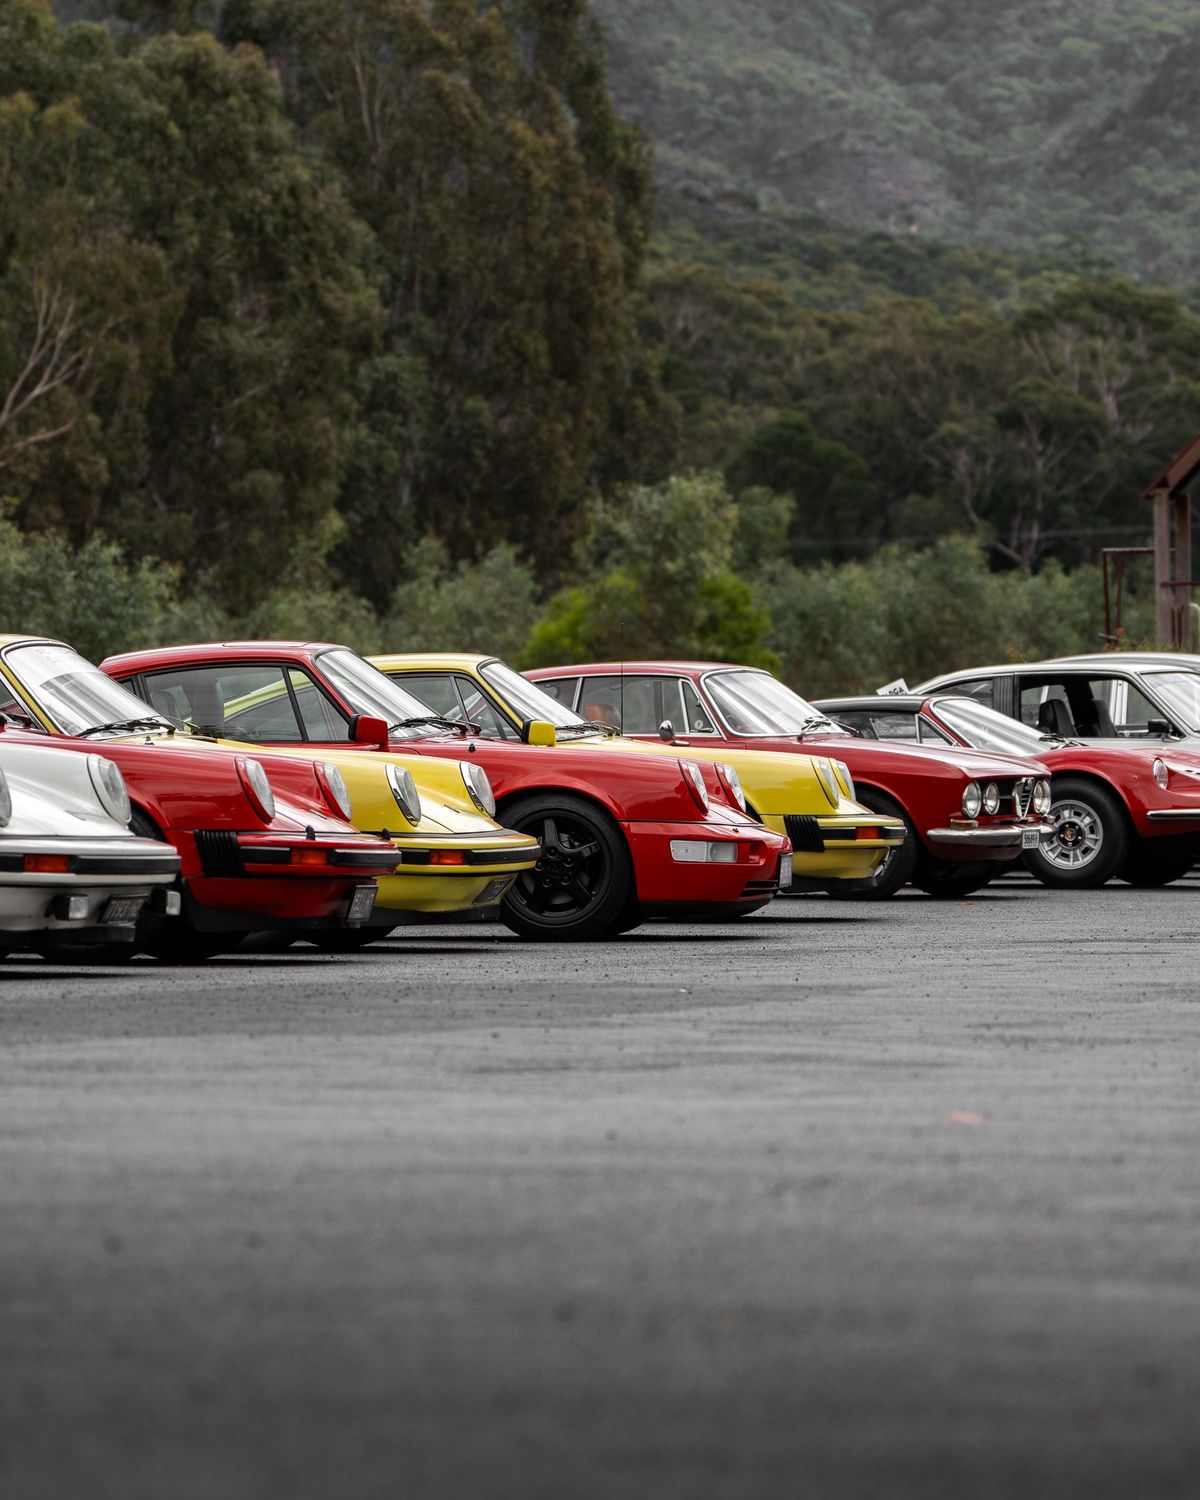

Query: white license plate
left=779, top=853, right=793, bottom=888
left=102, top=895, right=144, bottom=925
left=347, top=885, right=377, bottom=922
left=1022, top=830, right=1041, bottom=850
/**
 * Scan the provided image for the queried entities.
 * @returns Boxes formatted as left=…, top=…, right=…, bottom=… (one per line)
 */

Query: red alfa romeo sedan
left=527, top=660, right=1056, bottom=899
left=102, top=642, right=792, bottom=940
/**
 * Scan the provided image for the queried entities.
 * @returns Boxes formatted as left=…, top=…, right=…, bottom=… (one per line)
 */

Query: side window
left=578, top=675, right=678, bottom=735
left=826, top=711, right=877, bottom=738
left=143, top=665, right=304, bottom=740
left=1088, top=676, right=1156, bottom=736
left=870, top=712, right=921, bottom=742
left=948, top=677, right=995, bottom=710
left=454, top=676, right=518, bottom=739
left=680, top=680, right=718, bottom=735
left=917, top=717, right=954, bottom=745
left=1018, top=683, right=1071, bottom=730
left=536, top=677, right=580, bottom=710
left=289, top=668, right=348, bottom=740
left=399, top=672, right=465, bottom=719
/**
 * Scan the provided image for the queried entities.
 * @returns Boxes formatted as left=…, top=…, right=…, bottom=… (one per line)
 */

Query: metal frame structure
left=1143, top=435, right=1200, bottom=647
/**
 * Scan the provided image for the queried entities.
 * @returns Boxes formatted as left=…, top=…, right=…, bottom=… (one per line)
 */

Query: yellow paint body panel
left=371, top=654, right=907, bottom=882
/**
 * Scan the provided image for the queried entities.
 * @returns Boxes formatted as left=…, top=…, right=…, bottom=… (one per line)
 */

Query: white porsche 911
left=0, top=738, right=181, bottom=959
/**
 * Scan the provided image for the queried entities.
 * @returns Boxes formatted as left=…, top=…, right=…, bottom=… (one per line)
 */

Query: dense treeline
left=0, top=0, right=1174, bottom=692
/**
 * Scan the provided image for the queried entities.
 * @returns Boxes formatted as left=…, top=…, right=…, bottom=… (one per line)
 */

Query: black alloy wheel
left=500, top=793, right=636, bottom=940
left=824, top=788, right=918, bottom=900
left=1023, top=776, right=1129, bottom=889
left=1116, top=835, right=1199, bottom=888
left=911, top=857, right=996, bottom=898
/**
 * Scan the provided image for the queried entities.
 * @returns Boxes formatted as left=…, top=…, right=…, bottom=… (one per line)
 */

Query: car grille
left=1013, top=778, right=1034, bottom=818
left=783, top=814, right=825, bottom=853
left=195, top=830, right=244, bottom=877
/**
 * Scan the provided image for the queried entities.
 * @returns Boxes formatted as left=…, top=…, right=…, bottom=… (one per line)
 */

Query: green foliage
left=382, top=537, right=540, bottom=660
left=522, top=473, right=778, bottom=669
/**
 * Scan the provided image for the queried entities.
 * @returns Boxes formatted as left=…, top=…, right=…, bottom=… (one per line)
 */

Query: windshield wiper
left=796, top=715, right=840, bottom=737
left=78, top=716, right=175, bottom=738
left=389, top=715, right=480, bottom=735
left=558, top=721, right=619, bottom=737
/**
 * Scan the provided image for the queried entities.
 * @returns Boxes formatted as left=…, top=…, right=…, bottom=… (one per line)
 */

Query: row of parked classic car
left=3, top=632, right=1199, bottom=962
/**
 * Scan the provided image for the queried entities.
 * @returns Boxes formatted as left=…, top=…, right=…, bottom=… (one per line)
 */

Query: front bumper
left=763, top=812, right=907, bottom=882
left=0, top=836, right=181, bottom=938
left=926, top=820, right=1057, bottom=861
left=374, top=832, right=541, bottom=914
left=623, top=819, right=790, bottom=909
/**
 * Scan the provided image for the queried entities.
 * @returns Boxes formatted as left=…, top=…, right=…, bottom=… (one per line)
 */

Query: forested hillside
left=595, top=0, right=1200, bottom=289
left=0, top=0, right=1182, bottom=692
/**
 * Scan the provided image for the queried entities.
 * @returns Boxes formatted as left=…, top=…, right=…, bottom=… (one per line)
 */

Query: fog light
left=51, top=893, right=89, bottom=921
left=670, top=840, right=738, bottom=863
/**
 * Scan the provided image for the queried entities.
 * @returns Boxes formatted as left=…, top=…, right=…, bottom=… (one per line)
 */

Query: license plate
left=102, top=895, right=144, bottom=925
left=347, top=885, right=377, bottom=923
left=474, top=876, right=515, bottom=907
left=1022, top=830, right=1041, bottom=850
left=778, top=853, right=793, bottom=889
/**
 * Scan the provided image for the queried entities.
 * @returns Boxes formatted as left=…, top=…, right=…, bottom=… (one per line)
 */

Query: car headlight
left=460, top=761, right=495, bottom=819
left=317, top=761, right=353, bottom=821
left=88, top=754, right=131, bottom=825
left=386, top=763, right=423, bottom=824
left=982, top=782, right=1000, bottom=815
left=237, top=756, right=276, bottom=823
left=1154, top=758, right=1169, bottom=790
left=961, top=781, right=982, bottom=818
left=833, top=759, right=856, bottom=802
left=814, top=758, right=840, bottom=807
left=1033, top=778, right=1052, bottom=815
left=0, top=765, right=11, bottom=827
left=716, top=762, right=747, bottom=813
left=680, top=758, right=709, bottom=813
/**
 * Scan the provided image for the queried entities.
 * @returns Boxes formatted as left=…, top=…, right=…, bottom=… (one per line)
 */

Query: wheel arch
left=1048, top=769, right=1136, bottom=834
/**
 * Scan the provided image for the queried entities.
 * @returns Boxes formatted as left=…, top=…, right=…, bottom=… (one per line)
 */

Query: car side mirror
left=659, top=719, right=676, bottom=743
left=350, top=713, right=389, bottom=747
left=521, top=719, right=557, bottom=747
left=1147, top=718, right=1175, bottom=737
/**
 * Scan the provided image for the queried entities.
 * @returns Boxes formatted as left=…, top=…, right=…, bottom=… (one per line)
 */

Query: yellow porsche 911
left=0, top=637, right=539, bottom=937
left=368, top=653, right=906, bottom=888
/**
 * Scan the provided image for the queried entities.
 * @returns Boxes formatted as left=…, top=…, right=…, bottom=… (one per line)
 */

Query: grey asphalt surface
left=3, top=880, right=1200, bottom=1500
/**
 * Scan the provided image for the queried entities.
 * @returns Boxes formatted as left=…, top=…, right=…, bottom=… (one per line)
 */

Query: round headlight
left=460, top=761, right=495, bottom=819
left=87, top=754, right=131, bottom=825
left=961, top=781, right=982, bottom=818
left=386, top=763, right=423, bottom=824
left=679, top=759, right=709, bottom=813
left=717, top=762, right=747, bottom=813
left=237, top=757, right=276, bottom=822
left=318, top=762, right=353, bottom=821
left=834, top=759, right=857, bottom=802
left=0, top=764, right=11, bottom=827
left=1153, top=758, right=1169, bottom=791
left=814, top=758, right=840, bottom=807
left=982, top=782, right=1000, bottom=815
left=1033, top=778, right=1052, bottom=815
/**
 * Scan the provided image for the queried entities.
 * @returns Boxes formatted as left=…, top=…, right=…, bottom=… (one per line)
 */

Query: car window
left=536, top=677, right=580, bottom=711
left=289, top=668, right=348, bottom=740
left=142, top=664, right=306, bottom=740
left=1019, top=683, right=1071, bottom=729
left=680, top=680, right=719, bottom=735
left=946, top=677, right=996, bottom=709
left=454, top=676, right=518, bottom=739
left=918, top=717, right=954, bottom=745
left=398, top=672, right=464, bottom=719
left=578, top=675, right=681, bottom=734
left=1086, top=676, right=1160, bottom=736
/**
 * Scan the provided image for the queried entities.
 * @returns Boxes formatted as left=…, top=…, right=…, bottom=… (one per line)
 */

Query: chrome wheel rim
left=1044, top=799, right=1104, bottom=869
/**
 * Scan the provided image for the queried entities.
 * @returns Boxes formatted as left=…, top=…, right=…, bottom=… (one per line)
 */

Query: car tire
left=1116, top=836, right=1199, bottom=888
left=1023, top=777, right=1129, bottom=889
left=145, top=929, right=232, bottom=964
left=306, top=928, right=389, bottom=952
left=823, top=789, right=918, bottom=900
left=499, top=793, right=636, bottom=940
left=911, top=858, right=996, bottom=898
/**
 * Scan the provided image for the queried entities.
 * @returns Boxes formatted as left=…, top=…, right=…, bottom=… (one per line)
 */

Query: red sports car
left=526, top=661, right=1057, bottom=898
left=102, top=642, right=792, bottom=940
left=816, top=691, right=1200, bottom=888
left=0, top=650, right=400, bottom=960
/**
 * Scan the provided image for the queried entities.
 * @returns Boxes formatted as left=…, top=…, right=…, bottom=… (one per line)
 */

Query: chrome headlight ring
left=1033, top=778, right=1052, bottom=815
left=961, top=781, right=982, bottom=818
left=982, top=782, right=1000, bottom=815
left=1153, top=758, right=1169, bottom=791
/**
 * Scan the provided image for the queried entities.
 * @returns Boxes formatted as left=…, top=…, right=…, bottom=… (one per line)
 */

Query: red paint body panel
left=527, top=662, right=1053, bottom=864
left=102, top=643, right=787, bottom=910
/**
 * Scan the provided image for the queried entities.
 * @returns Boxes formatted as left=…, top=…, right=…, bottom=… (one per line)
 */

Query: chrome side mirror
left=658, top=719, right=675, bottom=743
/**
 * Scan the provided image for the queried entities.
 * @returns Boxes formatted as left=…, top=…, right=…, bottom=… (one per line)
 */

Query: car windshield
left=1143, top=671, right=1200, bottom=733
left=317, top=648, right=448, bottom=737
left=705, top=670, right=845, bottom=737
left=480, top=660, right=591, bottom=731
left=932, top=697, right=1047, bottom=754
left=3, top=642, right=173, bottom=737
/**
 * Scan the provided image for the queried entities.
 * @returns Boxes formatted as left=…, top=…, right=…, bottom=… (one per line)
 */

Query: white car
left=0, top=738, right=181, bottom=959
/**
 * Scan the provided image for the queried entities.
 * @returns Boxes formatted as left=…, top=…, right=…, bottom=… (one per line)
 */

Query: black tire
left=1023, top=776, right=1130, bottom=889
left=911, top=858, right=996, bottom=898
left=145, top=929, right=232, bottom=964
left=306, top=928, right=390, bottom=952
left=499, top=793, right=636, bottom=940
left=1116, top=836, right=1199, bottom=888
left=823, top=789, right=918, bottom=900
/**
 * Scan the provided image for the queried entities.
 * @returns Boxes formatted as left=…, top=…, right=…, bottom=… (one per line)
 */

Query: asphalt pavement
left=4, top=879, right=1200, bottom=1500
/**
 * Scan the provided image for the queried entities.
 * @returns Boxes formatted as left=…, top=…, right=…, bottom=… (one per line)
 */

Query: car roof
left=370, top=653, right=496, bottom=671
left=527, top=660, right=756, bottom=675
left=816, top=695, right=932, bottom=711
left=919, top=659, right=1157, bottom=688
left=102, top=641, right=344, bottom=670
